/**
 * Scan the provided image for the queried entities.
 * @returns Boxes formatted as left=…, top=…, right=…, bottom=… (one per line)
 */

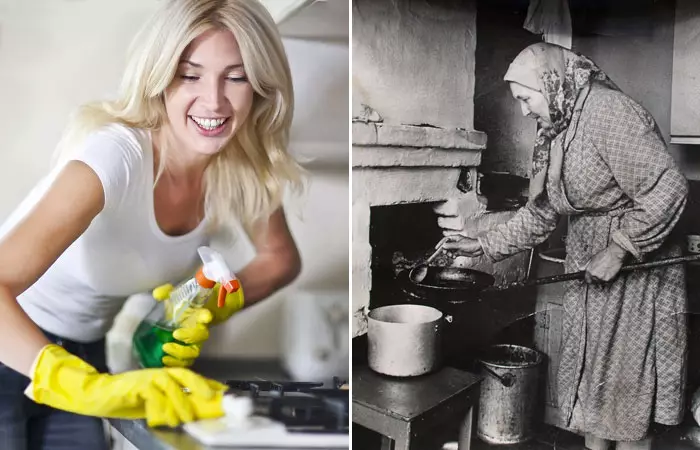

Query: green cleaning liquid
left=132, top=321, right=180, bottom=368
left=133, top=246, right=240, bottom=368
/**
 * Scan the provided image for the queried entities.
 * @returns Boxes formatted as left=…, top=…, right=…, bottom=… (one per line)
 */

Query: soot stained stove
left=184, top=377, right=349, bottom=448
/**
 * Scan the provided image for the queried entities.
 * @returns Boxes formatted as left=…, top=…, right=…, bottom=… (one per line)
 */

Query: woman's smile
left=188, top=115, right=230, bottom=137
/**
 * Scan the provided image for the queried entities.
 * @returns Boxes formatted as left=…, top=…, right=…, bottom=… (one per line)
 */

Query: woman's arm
left=0, top=161, right=104, bottom=375
left=477, top=195, right=560, bottom=262
left=588, top=91, right=688, bottom=261
left=236, top=207, right=301, bottom=306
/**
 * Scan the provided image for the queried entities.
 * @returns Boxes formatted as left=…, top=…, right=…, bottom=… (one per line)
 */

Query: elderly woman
left=443, top=43, right=688, bottom=449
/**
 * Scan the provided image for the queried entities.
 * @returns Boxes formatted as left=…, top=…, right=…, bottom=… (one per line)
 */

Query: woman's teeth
left=191, top=116, right=227, bottom=130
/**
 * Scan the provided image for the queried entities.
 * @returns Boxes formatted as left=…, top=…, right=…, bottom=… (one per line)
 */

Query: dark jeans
left=0, top=330, right=110, bottom=450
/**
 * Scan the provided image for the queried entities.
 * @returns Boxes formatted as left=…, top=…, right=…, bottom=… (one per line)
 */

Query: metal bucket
left=477, top=344, right=543, bottom=444
left=367, top=304, right=443, bottom=377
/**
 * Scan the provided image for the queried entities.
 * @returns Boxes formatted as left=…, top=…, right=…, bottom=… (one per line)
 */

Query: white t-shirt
left=0, top=123, right=209, bottom=342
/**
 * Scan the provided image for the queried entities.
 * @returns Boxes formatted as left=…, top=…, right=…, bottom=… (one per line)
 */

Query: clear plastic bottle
left=133, top=246, right=239, bottom=368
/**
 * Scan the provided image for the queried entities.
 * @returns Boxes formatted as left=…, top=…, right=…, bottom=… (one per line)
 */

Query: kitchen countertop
left=108, top=358, right=347, bottom=450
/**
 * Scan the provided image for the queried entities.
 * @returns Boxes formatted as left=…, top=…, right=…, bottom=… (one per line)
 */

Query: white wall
left=0, top=1, right=349, bottom=360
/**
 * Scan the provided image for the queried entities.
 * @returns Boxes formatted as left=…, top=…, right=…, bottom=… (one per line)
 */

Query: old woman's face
left=509, top=82, right=551, bottom=129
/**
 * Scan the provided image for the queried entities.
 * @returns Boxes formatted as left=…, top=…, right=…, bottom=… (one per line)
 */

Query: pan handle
left=485, top=252, right=700, bottom=292
left=526, top=252, right=700, bottom=286
left=618, top=253, right=700, bottom=272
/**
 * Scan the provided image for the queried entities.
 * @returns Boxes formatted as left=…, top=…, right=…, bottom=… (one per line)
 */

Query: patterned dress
left=479, top=83, right=689, bottom=441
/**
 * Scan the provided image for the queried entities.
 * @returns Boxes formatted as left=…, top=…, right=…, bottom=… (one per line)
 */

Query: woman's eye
left=179, top=74, right=247, bottom=83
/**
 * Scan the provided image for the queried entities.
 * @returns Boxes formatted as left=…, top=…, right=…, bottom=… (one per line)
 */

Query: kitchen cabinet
left=684, top=263, right=700, bottom=400
left=670, top=0, right=700, bottom=144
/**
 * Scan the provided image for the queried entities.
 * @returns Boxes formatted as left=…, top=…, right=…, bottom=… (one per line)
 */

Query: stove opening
left=362, top=200, right=540, bottom=371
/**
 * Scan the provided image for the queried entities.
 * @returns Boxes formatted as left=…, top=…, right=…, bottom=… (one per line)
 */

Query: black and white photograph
left=351, top=0, right=700, bottom=449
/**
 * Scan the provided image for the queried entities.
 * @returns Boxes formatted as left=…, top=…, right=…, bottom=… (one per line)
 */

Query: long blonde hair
left=53, top=0, right=304, bottom=238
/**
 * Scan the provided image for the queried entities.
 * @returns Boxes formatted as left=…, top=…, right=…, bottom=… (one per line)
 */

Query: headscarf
left=504, top=43, right=619, bottom=200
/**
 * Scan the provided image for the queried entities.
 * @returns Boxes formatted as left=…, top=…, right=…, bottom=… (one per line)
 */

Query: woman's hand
left=27, top=344, right=227, bottom=428
left=433, top=196, right=484, bottom=237
left=163, top=307, right=213, bottom=368
left=201, top=283, right=245, bottom=326
left=585, top=242, right=627, bottom=284
left=433, top=200, right=466, bottom=237
left=441, top=235, right=484, bottom=258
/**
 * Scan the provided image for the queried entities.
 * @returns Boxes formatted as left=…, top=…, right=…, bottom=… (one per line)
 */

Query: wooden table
left=353, top=366, right=482, bottom=450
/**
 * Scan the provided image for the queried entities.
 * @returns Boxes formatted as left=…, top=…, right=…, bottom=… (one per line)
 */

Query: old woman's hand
left=584, top=242, right=627, bottom=284
left=442, top=235, right=484, bottom=258
left=433, top=199, right=467, bottom=236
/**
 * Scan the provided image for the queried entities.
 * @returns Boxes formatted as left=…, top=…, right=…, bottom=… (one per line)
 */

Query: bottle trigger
left=217, top=280, right=239, bottom=308
left=217, top=288, right=227, bottom=308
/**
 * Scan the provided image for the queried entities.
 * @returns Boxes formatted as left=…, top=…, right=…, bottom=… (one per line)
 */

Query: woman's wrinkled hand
left=434, top=200, right=465, bottom=237
left=433, top=197, right=484, bottom=237
left=585, top=242, right=627, bottom=284
left=441, top=235, right=484, bottom=258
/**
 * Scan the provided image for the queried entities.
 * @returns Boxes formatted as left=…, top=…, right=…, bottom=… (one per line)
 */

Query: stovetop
left=224, top=377, right=349, bottom=434
left=184, top=377, right=349, bottom=448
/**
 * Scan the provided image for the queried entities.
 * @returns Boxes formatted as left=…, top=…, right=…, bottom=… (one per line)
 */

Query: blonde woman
left=0, top=0, right=304, bottom=448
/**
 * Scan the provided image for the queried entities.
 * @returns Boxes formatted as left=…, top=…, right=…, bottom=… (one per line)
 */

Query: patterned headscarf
left=504, top=43, right=619, bottom=200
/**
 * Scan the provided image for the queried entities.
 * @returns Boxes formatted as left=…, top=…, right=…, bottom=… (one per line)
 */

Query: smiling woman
left=0, top=0, right=306, bottom=448
left=53, top=0, right=302, bottom=237
left=168, top=29, right=254, bottom=146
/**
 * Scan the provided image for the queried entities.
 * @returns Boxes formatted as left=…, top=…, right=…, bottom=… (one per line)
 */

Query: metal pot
left=396, top=269, right=484, bottom=369
left=367, top=304, right=445, bottom=377
left=477, top=345, right=543, bottom=444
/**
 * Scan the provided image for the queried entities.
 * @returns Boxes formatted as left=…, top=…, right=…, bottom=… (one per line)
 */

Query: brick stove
left=351, top=0, right=487, bottom=338
left=352, top=123, right=486, bottom=337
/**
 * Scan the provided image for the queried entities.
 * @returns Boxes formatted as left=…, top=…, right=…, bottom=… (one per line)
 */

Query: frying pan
left=405, top=252, right=700, bottom=297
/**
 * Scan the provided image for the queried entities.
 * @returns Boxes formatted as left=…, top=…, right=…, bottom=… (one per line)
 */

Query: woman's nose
left=202, top=78, right=225, bottom=107
left=520, top=101, right=530, bottom=117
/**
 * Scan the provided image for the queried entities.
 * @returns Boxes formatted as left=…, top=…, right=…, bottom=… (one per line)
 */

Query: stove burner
left=224, top=378, right=349, bottom=433
left=225, top=380, right=324, bottom=397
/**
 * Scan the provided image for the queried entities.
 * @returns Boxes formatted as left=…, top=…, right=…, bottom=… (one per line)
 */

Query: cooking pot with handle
left=367, top=304, right=447, bottom=377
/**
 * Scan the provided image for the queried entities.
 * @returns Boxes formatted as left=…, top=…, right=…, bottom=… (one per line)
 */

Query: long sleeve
left=478, top=194, right=560, bottom=262
left=588, top=92, right=688, bottom=261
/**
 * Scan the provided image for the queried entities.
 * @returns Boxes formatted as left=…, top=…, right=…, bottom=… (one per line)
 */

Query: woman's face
left=163, top=28, right=254, bottom=158
left=509, top=82, right=552, bottom=129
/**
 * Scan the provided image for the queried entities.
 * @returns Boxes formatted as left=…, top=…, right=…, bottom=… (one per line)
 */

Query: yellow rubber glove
left=152, top=284, right=212, bottom=368
left=201, top=282, right=245, bottom=326
left=164, top=308, right=213, bottom=367
left=26, top=344, right=228, bottom=427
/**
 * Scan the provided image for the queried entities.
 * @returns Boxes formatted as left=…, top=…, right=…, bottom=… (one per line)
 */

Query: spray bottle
left=133, top=246, right=239, bottom=368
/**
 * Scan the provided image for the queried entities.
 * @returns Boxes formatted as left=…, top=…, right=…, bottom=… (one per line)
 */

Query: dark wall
left=475, top=0, right=540, bottom=177
left=571, top=0, right=694, bottom=176
left=477, top=0, right=700, bottom=181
